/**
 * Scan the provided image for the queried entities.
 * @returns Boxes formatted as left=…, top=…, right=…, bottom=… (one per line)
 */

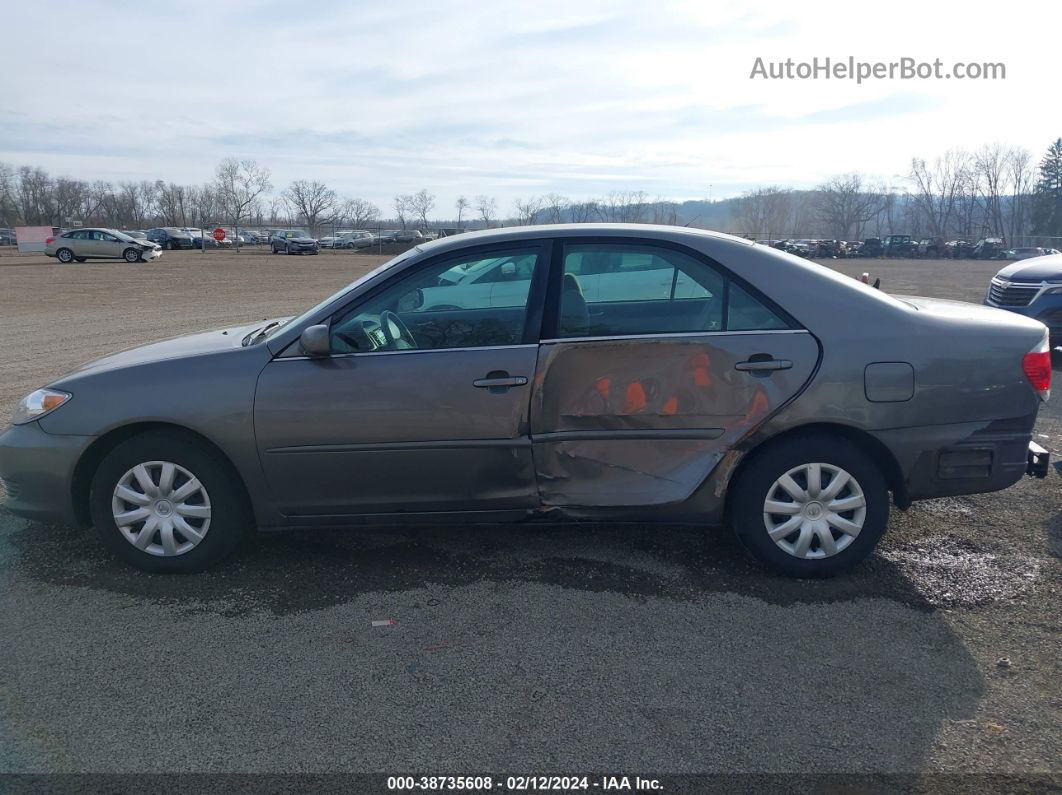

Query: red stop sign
left=212, top=228, right=226, bottom=241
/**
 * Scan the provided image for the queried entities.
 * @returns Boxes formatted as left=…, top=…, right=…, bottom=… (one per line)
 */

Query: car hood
left=994, top=255, right=1062, bottom=282
left=51, top=318, right=292, bottom=382
left=284, top=237, right=316, bottom=243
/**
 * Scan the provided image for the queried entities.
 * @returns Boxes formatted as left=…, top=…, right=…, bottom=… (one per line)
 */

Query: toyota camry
left=0, top=224, right=1050, bottom=576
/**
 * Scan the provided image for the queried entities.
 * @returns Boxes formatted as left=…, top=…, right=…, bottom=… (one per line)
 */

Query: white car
left=1011, top=247, right=1061, bottom=261
left=417, top=250, right=713, bottom=311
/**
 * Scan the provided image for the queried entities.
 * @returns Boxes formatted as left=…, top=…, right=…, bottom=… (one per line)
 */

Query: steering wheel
left=379, top=310, right=416, bottom=349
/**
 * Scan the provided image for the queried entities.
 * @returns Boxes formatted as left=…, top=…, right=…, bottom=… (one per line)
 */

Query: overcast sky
left=2, top=0, right=1059, bottom=215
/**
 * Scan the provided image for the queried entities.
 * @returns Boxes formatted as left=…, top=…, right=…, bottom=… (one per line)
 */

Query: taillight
left=45, top=237, right=55, bottom=244
left=1022, top=332, right=1051, bottom=401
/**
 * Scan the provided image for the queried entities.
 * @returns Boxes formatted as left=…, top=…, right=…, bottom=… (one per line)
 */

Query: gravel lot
left=0, top=250, right=1059, bottom=780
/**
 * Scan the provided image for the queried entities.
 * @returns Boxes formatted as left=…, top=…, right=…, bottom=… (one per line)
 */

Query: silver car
left=1, top=224, right=1050, bottom=576
left=45, top=228, right=162, bottom=263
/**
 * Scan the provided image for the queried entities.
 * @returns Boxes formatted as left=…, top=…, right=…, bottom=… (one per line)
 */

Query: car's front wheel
left=89, top=431, right=251, bottom=573
left=123, top=247, right=141, bottom=263
left=728, top=435, right=888, bottom=578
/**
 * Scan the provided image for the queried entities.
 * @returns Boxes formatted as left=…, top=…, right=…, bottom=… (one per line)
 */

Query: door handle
left=735, top=359, right=793, bottom=372
left=473, top=375, right=528, bottom=388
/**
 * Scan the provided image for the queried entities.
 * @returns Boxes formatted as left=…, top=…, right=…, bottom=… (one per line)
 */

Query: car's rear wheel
left=56, top=248, right=74, bottom=263
left=728, top=435, right=888, bottom=578
left=123, top=247, right=141, bottom=263
left=89, top=431, right=251, bottom=573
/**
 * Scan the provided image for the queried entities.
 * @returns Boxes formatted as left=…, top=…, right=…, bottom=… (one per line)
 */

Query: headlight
left=12, top=388, right=72, bottom=425
left=1043, top=286, right=1062, bottom=295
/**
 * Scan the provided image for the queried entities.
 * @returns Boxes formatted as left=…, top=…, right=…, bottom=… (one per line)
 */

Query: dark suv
left=145, top=227, right=195, bottom=250
left=985, top=252, right=1062, bottom=347
left=270, top=230, right=319, bottom=255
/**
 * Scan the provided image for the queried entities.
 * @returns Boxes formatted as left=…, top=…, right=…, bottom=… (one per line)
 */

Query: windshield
left=111, top=230, right=137, bottom=242
left=251, top=248, right=421, bottom=343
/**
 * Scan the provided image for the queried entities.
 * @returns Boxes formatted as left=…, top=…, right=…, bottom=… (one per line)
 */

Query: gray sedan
left=0, top=225, right=1050, bottom=576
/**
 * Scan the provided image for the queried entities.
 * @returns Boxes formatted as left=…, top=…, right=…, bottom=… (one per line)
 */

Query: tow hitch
left=1027, top=441, right=1050, bottom=478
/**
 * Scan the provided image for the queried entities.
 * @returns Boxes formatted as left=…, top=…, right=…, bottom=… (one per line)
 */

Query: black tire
left=728, top=434, right=888, bottom=578
left=74, top=257, right=87, bottom=263
left=272, top=245, right=279, bottom=254
left=123, top=247, right=140, bottom=263
left=88, top=430, right=251, bottom=573
left=286, top=245, right=292, bottom=255
left=56, top=248, right=74, bottom=264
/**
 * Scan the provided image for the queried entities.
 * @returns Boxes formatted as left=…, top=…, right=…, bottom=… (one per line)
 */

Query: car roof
left=412, top=223, right=754, bottom=258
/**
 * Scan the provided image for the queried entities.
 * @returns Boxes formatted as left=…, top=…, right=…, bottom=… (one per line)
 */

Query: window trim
left=540, top=236, right=801, bottom=340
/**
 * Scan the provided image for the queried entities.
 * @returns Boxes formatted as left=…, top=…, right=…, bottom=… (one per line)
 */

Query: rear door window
left=553, top=241, right=792, bottom=338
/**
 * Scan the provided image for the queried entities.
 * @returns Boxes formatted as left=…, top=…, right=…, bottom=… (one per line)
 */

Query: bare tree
left=0, top=162, right=17, bottom=226
left=455, top=195, right=470, bottom=227
left=393, top=194, right=412, bottom=229
left=814, top=174, right=882, bottom=239
left=601, top=190, right=648, bottom=223
left=569, top=200, right=601, bottom=223
left=283, top=179, right=337, bottom=237
left=909, top=150, right=970, bottom=240
left=407, top=189, right=435, bottom=229
left=474, top=195, right=497, bottom=226
left=650, top=199, right=679, bottom=225
left=541, top=193, right=569, bottom=224
left=732, top=187, right=794, bottom=239
left=513, top=196, right=542, bottom=225
left=214, top=158, right=271, bottom=252
left=1006, top=148, right=1035, bottom=244
left=53, top=177, right=89, bottom=227
left=341, top=197, right=380, bottom=229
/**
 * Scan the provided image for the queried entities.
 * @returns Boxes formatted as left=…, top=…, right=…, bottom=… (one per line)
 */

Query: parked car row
left=314, top=229, right=443, bottom=248
left=766, top=235, right=1059, bottom=261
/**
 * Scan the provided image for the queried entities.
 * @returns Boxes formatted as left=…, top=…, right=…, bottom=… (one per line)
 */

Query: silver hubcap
left=111, top=461, right=211, bottom=557
left=762, top=463, right=866, bottom=559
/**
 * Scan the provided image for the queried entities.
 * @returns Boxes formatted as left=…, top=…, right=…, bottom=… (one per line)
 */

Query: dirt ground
left=0, top=249, right=1059, bottom=780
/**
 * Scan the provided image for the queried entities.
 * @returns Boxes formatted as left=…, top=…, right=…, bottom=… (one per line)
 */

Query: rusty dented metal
left=529, top=333, right=820, bottom=507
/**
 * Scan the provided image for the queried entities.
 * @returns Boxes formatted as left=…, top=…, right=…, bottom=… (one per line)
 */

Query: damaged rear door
left=530, top=239, right=819, bottom=508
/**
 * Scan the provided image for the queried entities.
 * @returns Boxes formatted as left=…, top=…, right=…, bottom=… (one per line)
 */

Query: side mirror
left=299, top=324, right=331, bottom=357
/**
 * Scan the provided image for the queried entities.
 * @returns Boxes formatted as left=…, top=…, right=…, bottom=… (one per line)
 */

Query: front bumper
left=0, top=422, right=92, bottom=526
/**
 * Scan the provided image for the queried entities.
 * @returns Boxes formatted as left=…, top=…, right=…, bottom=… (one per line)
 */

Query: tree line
left=0, top=158, right=384, bottom=238
left=732, top=139, right=1062, bottom=244
left=2, top=138, right=1061, bottom=244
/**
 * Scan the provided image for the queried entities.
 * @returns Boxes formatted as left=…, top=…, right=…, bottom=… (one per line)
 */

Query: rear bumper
left=0, top=422, right=91, bottom=526
left=873, top=419, right=1039, bottom=503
